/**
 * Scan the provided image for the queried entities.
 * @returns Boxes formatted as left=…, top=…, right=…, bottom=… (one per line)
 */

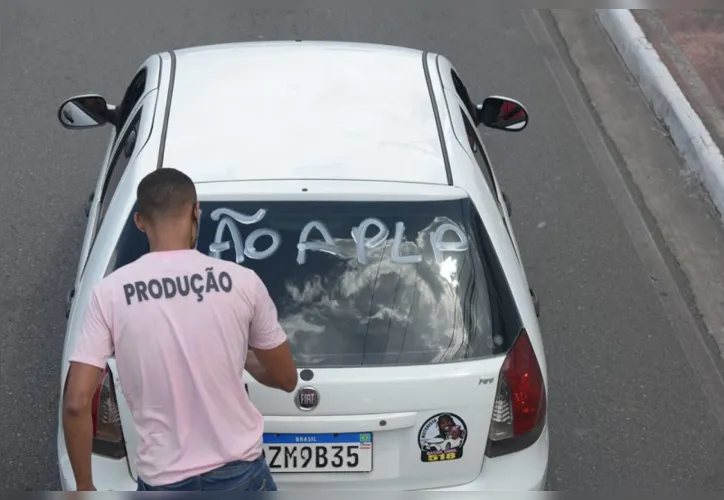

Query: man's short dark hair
left=136, top=168, right=197, bottom=222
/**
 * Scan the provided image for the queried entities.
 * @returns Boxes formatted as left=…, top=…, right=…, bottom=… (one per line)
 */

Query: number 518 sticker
left=417, top=413, right=468, bottom=463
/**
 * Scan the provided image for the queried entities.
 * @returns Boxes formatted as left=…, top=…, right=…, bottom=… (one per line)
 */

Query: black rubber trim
left=422, top=51, right=453, bottom=186
left=156, top=50, right=177, bottom=170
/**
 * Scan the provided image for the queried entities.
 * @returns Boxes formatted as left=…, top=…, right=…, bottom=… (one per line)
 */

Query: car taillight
left=91, top=365, right=127, bottom=459
left=486, top=329, right=546, bottom=457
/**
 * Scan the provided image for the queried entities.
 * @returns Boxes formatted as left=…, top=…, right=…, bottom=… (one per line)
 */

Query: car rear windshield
left=109, top=198, right=522, bottom=367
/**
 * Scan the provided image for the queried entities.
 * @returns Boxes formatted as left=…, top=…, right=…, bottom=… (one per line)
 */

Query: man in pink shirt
left=62, top=168, right=298, bottom=491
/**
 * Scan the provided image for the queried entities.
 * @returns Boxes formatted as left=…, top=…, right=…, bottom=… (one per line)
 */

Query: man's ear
left=134, top=212, right=147, bottom=233
left=194, top=201, right=201, bottom=222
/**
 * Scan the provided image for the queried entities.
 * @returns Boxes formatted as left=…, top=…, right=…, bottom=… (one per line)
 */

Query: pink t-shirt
left=68, top=249, right=288, bottom=486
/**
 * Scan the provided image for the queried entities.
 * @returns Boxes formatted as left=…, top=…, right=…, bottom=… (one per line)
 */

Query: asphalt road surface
left=2, top=1, right=724, bottom=491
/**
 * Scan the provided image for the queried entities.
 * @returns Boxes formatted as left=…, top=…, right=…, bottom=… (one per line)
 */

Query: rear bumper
left=59, top=425, right=548, bottom=492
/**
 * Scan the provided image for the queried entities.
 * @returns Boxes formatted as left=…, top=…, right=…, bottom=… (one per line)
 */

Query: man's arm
left=246, top=273, right=298, bottom=393
left=245, top=349, right=287, bottom=389
left=64, top=363, right=103, bottom=491
left=63, top=288, right=114, bottom=491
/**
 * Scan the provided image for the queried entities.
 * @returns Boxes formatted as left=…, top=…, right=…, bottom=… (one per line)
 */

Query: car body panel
left=246, top=359, right=503, bottom=489
left=165, top=42, right=447, bottom=186
left=57, top=41, right=548, bottom=492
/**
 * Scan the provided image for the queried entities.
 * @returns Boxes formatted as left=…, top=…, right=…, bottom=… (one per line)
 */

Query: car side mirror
left=475, top=96, right=529, bottom=132
left=57, top=94, right=117, bottom=130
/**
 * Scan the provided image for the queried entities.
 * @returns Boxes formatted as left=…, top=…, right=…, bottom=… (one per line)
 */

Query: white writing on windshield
left=206, top=207, right=469, bottom=265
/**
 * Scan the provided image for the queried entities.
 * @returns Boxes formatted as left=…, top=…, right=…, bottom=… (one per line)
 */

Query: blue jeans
left=136, top=455, right=277, bottom=491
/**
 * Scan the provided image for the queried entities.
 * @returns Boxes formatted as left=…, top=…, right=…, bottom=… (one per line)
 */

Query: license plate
left=262, top=432, right=373, bottom=473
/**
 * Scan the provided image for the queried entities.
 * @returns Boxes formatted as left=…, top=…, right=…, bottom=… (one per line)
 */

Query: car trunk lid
left=250, top=358, right=504, bottom=490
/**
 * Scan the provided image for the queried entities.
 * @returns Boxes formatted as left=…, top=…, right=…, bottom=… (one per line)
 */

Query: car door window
left=98, top=109, right=142, bottom=224
left=115, top=69, right=147, bottom=134
left=451, top=70, right=476, bottom=119
left=460, top=107, right=497, bottom=196
left=460, top=108, right=520, bottom=259
left=79, top=108, right=143, bottom=280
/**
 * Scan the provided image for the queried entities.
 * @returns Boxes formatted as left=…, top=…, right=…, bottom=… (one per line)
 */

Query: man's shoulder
left=187, top=251, right=251, bottom=273
left=177, top=254, right=262, bottom=305
left=196, top=254, right=261, bottom=287
left=100, top=259, right=145, bottom=284
left=94, top=252, right=260, bottom=296
left=90, top=259, right=144, bottom=297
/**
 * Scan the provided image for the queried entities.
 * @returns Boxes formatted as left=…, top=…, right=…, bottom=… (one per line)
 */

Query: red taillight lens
left=487, top=329, right=546, bottom=457
left=90, top=365, right=127, bottom=459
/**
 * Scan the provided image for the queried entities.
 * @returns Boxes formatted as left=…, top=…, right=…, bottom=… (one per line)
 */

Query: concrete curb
left=595, top=9, right=724, bottom=224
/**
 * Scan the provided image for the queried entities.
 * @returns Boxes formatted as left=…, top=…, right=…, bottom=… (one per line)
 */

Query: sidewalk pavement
left=596, top=9, right=724, bottom=224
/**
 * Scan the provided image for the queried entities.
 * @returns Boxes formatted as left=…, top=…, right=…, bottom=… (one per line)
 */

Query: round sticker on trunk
left=417, top=412, right=467, bottom=463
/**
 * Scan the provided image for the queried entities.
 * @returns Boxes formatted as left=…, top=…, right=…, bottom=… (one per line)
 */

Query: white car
left=56, top=41, right=548, bottom=491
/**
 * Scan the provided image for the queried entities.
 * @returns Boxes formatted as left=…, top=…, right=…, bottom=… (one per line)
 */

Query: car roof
left=160, top=41, right=449, bottom=186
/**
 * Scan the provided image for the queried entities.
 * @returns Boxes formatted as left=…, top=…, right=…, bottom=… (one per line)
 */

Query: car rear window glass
left=109, top=197, right=521, bottom=367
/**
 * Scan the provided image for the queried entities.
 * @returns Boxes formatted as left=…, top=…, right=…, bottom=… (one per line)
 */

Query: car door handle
left=65, top=287, right=75, bottom=319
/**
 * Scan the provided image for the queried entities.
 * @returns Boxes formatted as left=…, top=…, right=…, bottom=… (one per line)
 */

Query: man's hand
left=63, top=362, right=104, bottom=492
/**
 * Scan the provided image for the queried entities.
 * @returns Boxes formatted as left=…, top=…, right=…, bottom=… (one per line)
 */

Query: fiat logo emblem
left=295, top=387, right=319, bottom=411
